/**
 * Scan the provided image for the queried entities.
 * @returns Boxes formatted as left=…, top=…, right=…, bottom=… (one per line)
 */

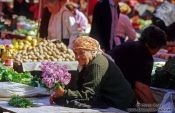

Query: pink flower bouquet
left=40, top=62, right=71, bottom=91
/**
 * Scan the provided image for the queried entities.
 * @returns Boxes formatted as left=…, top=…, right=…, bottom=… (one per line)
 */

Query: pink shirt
left=75, top=9, right=89, bottom=33
left=116, top=14, right=136, bottom=41
left=109, top=0, right=119, bottom=49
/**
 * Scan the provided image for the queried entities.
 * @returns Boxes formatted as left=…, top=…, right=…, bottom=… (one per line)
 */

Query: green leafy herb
left=8, top=95, right=33, bottom=108
left=0, top=66, right=33, bottom=85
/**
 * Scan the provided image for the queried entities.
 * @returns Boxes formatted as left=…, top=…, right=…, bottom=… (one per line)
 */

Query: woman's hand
left=49, top=86, right=65, bottom=105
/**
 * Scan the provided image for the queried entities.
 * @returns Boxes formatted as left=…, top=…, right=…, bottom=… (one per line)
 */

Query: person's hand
left=49, top=86, right=65, bottom=105
left=57, top=86, right=64, bottom=97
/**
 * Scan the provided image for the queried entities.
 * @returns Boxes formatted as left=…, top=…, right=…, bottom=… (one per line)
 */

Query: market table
left=0, top=97, right=128, bottom=113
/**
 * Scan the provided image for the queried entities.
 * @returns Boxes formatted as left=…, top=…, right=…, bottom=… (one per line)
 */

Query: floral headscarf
left=73, top=36, right=102, bottom=52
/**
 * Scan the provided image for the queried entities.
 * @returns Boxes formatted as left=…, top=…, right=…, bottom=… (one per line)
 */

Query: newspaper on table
left=155, top=1, right=175, bottom=26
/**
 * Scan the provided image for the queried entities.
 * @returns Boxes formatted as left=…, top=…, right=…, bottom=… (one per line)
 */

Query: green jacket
left=60, top=54, right=136, bottom=110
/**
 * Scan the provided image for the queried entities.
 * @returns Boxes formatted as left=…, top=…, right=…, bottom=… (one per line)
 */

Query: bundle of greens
left=8, top=95, right=33, bottom=108
left=0, top=66, right=33, bottom=85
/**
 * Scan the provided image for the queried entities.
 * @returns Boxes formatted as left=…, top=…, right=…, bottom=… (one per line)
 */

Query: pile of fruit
left=12, top=36, right=38, bottom=51
left=131, top=16, right=152, bottom=30
left=13, top=40, right=75, bottom=62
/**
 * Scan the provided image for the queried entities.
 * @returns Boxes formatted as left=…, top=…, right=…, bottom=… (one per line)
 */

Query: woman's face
left=74, top=49, right=93, bottom=66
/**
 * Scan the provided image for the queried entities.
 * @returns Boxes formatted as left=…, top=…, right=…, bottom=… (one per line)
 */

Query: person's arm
left=50, top=63, right=106, bottom=104
left=123, top=15, right=136, bottom=41
left=64, top=12, right=78, bottom=48
left=135, top=81, right=156, bottom=103
left=63, top=63, right=105, bottom=99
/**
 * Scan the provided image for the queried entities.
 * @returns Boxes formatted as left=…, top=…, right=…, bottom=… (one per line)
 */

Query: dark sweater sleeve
left=63, top=63, right=105, bottom=100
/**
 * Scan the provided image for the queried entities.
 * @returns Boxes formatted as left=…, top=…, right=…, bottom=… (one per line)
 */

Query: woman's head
left=73, top=36, right=102, bottom=66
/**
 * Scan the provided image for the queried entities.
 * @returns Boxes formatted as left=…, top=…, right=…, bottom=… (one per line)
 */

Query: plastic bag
left=0, top=82, right=49, bottom=97
left=155, top=1, right=175, bottom=26
left=158, top=92, right=175, bottom=113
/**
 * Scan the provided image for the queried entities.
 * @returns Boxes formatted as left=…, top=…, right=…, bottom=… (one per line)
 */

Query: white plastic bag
left=155, top=1, right=175, bottom=26
left=0, top=82, right=49, bottom=97
left=158, top=92, right=175, bottom=113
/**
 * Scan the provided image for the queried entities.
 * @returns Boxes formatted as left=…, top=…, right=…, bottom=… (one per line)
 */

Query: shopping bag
left=155, top=1, right=175, bottom=26
left=158, top=92, right=175, bottom=113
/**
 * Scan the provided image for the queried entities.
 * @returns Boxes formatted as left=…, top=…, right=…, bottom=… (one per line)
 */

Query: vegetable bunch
left=8, top=95, right=33, bottom=108
left=0, top=66, right=33, bottom=85
left=40, top=62, right=71, bottom=90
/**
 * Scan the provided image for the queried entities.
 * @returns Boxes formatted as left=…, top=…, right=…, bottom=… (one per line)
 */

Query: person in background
left=109, top=25, right=167, bottom=104
left=88, top=0, right=98, bottom=23
left=114, top=2, right=136, bottom=46
left=79, top=0, right=88, bottom=15
left=90, top=0, right=121, bottom=52
left=50, top=36, right=136, bottom=111
left=66, top=2, right=89, bottom=34
left=39, top=7, right=51, bottom=38
left=29, top=0, right=40, bottom=20
left=2, top=2, right=14, bottom=19
left=0, top=2, right=3, bottom=16
left=13, top=0, right=32, bottom=19
left=46, top=0, right=78, bottom=48
left=39, top=0, right=51, bottom=38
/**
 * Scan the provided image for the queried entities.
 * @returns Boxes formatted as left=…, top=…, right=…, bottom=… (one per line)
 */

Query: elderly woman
left=46, top=0, right=78, bottom=48
left=50, top=36, right=136, bottom=111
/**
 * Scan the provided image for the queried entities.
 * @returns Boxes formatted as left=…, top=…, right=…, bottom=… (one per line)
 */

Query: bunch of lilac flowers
left=40, top=62, right=71, bottom=90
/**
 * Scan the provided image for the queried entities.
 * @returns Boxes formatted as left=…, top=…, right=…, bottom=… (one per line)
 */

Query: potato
left=56, top=43, right=61, bottom=49
left=28, top=55, right=32, bottom=59
left=65, top=58, right=69, bottom=61
left=57, top=58, right=62, bottom=62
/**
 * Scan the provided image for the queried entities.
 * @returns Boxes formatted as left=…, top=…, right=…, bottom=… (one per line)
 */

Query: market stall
left=0, top=0, right=175, bottom=112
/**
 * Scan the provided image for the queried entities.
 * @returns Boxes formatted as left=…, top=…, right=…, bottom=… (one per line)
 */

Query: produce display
left=8, top=95, right=33, bottom=108
left=131, top=16, right=152, bottom=30
left=0, top=66, right=33, bottom=85
left=154, top=41, right=175, bottom=60
left=13, top=40, right=75, bottom=63
left=155, top=52, right=175, bottom=60
left=14, top=17, right=38, bottom=37
left=12, top=36, right=38, bottom=51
